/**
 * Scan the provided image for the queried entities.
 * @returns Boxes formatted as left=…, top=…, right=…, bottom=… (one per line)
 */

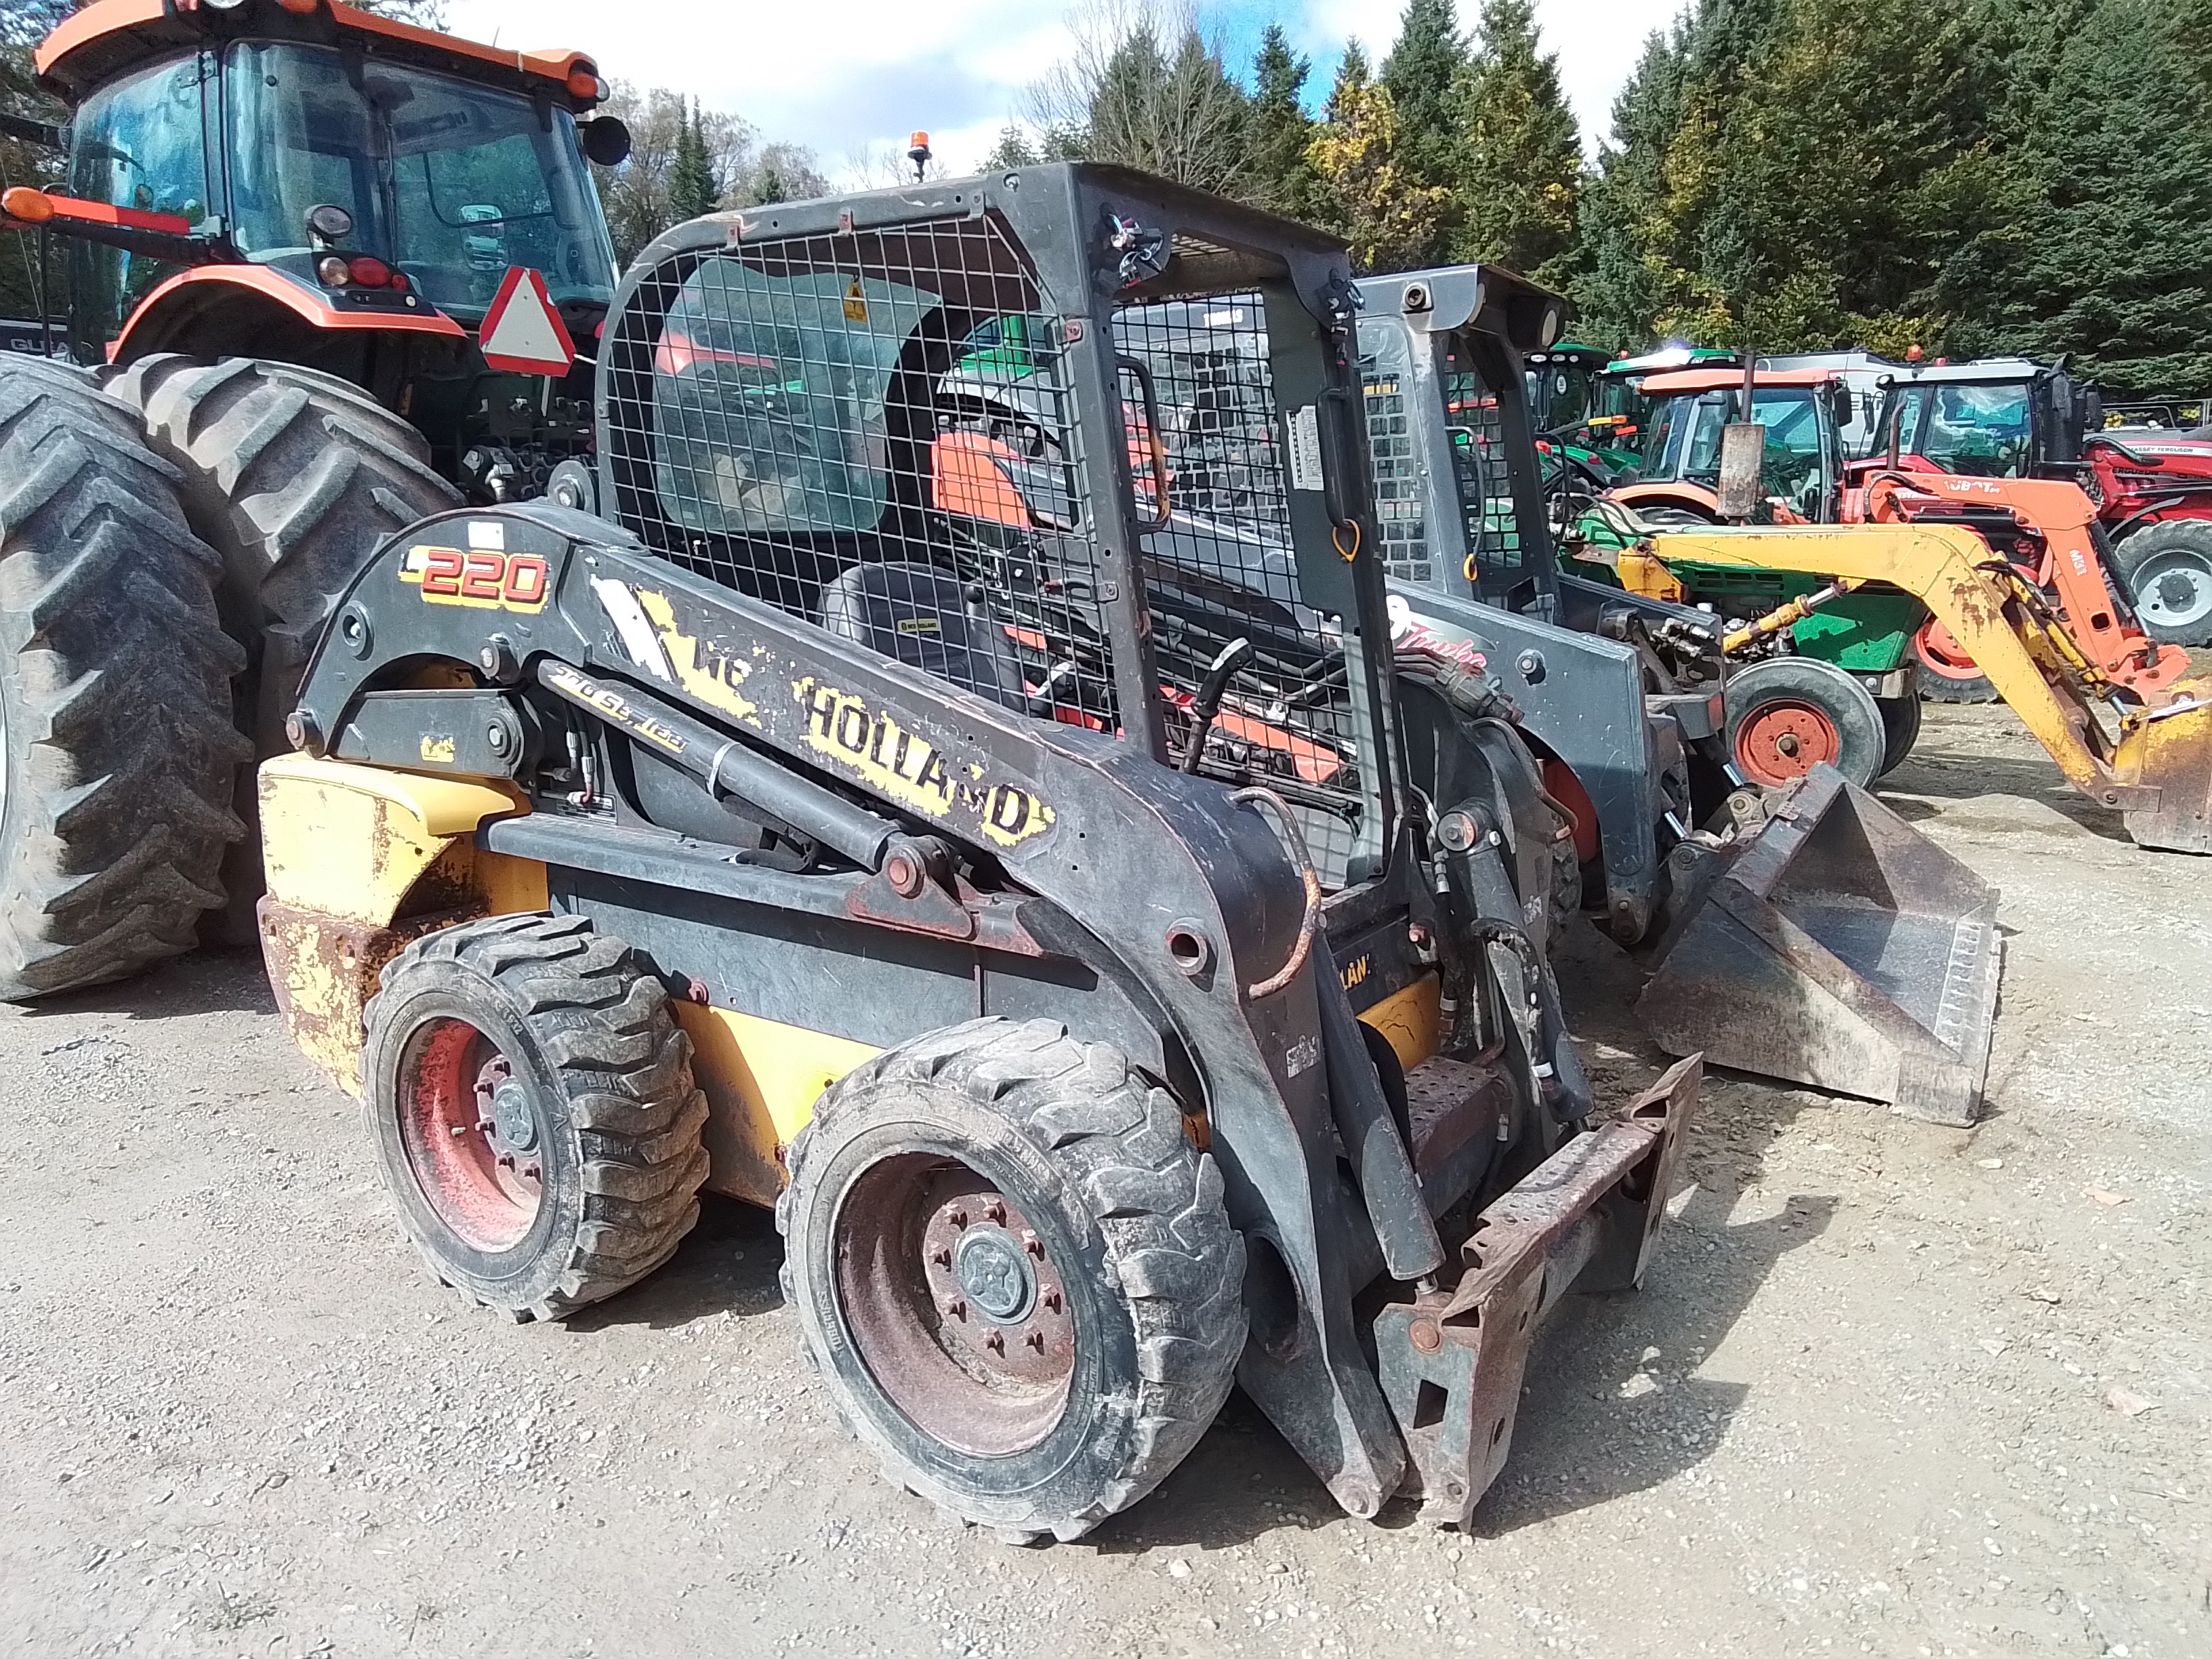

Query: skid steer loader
left=1347, top=266, right=2008, bottom=1126
left=241, top=164, right=1704, bottom=1540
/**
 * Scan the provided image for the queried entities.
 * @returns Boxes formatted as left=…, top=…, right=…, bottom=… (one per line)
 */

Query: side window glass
left=66, top=54, right=211, bottom=337
left=652, top=260, right=939, bottom=535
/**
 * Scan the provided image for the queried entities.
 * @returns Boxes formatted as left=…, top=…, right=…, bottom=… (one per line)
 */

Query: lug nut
left=523, top=1164, right=541, bottom=1181
left=947, top=1209, right=968, bottom=1229
left=497, top=1153, right=516, bottom=1170
left=930, top=1247, right=952, bottom=1267
left=1042, top=1290, right=1063, bottom=1315
left=477, top=1119, right=495, bottom=1134
left=1025, top=1330, right=1045, bottom=1351
left=985, top=1200, right=1007, bottom=1225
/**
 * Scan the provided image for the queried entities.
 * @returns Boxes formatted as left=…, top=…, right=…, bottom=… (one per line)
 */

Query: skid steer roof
left=35, top=0, right=602, bottom=106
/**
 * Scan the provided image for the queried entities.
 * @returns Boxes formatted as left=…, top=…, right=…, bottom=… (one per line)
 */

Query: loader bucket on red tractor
left=1636, top=764, right=2003, bottom=1126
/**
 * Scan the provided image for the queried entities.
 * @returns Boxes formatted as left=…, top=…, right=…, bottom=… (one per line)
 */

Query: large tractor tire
left=0, top=356, right=247, bottom=1001
left=1723, top=657, right=1887, bottom=790
left=361, top=913, right=711, bottom=1321
left=2107, top=519, right=2212, bottom=648
left=779, top=1017, right=1245, bottom=1543
left=108, top=356, right=462, bottom=939
left=1910, top=617, right=2000, bottom=705
left=106, top=354, right=463, bottom=752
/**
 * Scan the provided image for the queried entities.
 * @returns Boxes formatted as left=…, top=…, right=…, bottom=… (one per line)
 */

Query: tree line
left=989, top=0, right=2212, bottom=396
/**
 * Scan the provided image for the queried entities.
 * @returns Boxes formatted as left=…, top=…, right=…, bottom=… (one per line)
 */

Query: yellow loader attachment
left=1647, top=525, right=2212, bottom=855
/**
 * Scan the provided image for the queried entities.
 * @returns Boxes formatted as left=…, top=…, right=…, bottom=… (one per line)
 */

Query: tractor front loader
left=244, top=165, right=1701, bottom=1540
left=1349, top=266, right=2006, bottom=1125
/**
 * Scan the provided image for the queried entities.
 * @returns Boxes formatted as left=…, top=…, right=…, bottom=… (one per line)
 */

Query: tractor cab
left=1625, top=367, right=1853, bottom=523
left=15, top=0, right=625, bottom=497
left=1868, top=357, right=2090, bottom=477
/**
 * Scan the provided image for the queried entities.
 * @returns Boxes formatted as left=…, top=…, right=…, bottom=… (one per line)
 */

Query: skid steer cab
left=1348, top=266, right=2006, bottom=1127
left=255, top=164, right=1699, bottom=1542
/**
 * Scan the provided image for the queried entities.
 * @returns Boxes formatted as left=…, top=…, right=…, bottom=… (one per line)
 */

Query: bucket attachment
left=2114, top=682, right=2212, bottom=855
left=1374, top=1056, right=1700, bottom=1528
left=1636, top=765, right=2002, bottom=1126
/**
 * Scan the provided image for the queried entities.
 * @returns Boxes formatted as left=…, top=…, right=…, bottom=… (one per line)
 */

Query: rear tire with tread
left=2108, top=519, right=2212, bottom=648
left=0, top=356, right=247, bottom=1000
left=106, top=354, right=462, bottom=750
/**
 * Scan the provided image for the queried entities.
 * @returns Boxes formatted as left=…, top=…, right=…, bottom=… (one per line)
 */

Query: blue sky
left=447, top=0, right=1675, bottom=183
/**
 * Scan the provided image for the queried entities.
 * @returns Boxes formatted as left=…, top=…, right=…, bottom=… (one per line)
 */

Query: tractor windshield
left=1645, top=387, right=1830, bottom=514
left=222, top=42, right=615, bottom=314
left=1889, top=382, right=2034, bottom=477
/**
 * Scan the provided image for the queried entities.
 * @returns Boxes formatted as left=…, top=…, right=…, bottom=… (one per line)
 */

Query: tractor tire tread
left=0, top=358, right=246, bottom=999
left=783, top=1016, right=1244, bottom=1541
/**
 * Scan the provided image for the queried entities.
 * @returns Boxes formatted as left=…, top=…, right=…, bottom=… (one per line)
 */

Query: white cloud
left=447, top=0, right=1685, bottom=176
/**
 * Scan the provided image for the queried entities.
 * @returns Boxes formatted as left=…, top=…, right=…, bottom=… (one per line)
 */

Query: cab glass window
left=64, top=52, right=211, bottom=348
left=651, top=260, right=939, bottom=536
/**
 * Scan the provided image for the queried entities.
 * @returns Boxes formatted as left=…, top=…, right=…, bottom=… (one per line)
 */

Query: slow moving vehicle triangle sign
left=478, top=266, right=577, bottom=376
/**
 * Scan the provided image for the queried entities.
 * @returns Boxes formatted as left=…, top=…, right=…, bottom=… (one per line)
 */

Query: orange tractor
left=0, top=0, right=631, bottom=996
left=1606, top=364, right=2188, bottom=708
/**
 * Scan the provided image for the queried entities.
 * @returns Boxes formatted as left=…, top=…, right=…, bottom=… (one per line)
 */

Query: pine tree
left=1452, top=0, right=1584, bottom=285
left=1573, top=24, right=1691, bottom=345
left=982, top=124, right=1039, bottom=171
left=665, top=100, right=720, bottom=222
left=1380, top=0, right=1471, bottom=187
left=1244, top=25, right=1321, bottom=219
left=1959, top=0, right=2212, bottom=391
left=1307, top=45, right=1454, bottom=271
left=1082, top=20, right=1250, bottom=192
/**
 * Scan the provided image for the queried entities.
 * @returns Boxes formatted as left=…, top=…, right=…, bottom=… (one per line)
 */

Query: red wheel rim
left=1913, top=617, right=1984, bottom=681
left=1734, top=699, right=1841, bottom=786
left=396, top=1017, right=543, bottom=1252
left=835, top=1155, right=1075, bottom=1457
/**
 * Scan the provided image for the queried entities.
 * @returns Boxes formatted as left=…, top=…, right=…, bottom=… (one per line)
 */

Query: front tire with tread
left=779, top=1017, right=1245, bottom=1542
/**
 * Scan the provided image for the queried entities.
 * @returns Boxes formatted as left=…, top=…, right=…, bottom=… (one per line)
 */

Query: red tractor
left=1873, top=357, right=2212, bottom=647
left=0, top=0, right=630, bottom=998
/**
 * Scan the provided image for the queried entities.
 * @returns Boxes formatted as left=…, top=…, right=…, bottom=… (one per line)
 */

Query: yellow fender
left=256, top=756, right=545, bottom=1094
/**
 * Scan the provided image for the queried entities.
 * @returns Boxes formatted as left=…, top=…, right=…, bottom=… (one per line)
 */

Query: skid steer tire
left=778, top=1017, right=1245, bottom=1543
left=1723, top=657, right=1886, bottom=790
left=0, top=356, right=247, bottom=1001
left=106, top=354, right=463, bottom=751
left=361, top=913, right=710, bottom=1322
left=2108, top=520, right=2212, bottom=648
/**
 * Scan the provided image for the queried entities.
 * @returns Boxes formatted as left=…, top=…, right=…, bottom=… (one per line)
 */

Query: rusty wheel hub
left=1734, top=699, right=1839, bottom=786
left=836, top=1157, right=1075, bottom=1457
left=396, top=1018, right=544, bottom=1254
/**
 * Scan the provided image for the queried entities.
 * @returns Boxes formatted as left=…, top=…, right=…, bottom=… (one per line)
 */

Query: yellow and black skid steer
left=249, top=165, right=1698, bottom=1540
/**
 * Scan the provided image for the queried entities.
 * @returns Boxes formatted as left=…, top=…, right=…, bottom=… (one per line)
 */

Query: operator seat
left=817, top=561, right=1029, bottom=714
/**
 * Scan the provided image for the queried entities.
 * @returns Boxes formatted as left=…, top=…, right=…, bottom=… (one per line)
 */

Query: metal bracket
left=1372, top=1054, right=1700, bottom=1528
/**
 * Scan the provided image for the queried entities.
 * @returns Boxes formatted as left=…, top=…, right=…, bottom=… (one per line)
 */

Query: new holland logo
left=792, top=677, right=1057, bottom=850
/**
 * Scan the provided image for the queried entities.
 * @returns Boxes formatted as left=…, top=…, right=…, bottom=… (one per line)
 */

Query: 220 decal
left=400, top=546, right=551, bottom=613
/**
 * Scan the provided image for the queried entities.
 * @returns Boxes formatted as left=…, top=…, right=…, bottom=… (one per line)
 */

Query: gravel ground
left=1, top=697, right=2206, bottom=1659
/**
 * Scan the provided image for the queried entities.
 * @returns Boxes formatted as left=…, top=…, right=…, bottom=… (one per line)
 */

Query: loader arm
left=1647, top=523, right=2212, bottom=851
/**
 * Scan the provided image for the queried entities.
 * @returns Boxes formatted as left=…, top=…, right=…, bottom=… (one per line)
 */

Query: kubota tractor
left=0, top=0, right=633, bottom=997
left=1872, top=357, right=2212, bottom=647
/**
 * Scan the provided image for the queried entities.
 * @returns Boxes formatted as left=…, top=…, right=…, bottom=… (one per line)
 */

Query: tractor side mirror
left=1828, top=383, right=1852, bottom=431
left=581, top=117, right=633, bottom=168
